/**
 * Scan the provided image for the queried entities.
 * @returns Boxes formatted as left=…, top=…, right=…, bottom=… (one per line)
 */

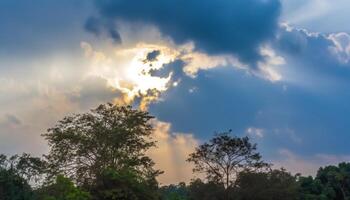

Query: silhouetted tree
left=160, top=182, right=188, bottom=200
left=42, top=103, right=162, bottom=197
left=188, top=178, right=225, bottom=200
left=187, top=132, right=268, bottom=200
left=93, top=168, right=159, bottom=200
left=235, top=169, right=299, bottom=200
left=298, top=176, right=328, bottom=200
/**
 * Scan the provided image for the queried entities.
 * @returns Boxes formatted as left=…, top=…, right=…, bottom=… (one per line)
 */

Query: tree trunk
left=226, top=171, right=230, bottom=200
left=340, top=185, right=346, bottom=200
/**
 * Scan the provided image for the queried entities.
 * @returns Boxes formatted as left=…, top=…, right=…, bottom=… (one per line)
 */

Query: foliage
left=187, top=131, right=268, bottom=200
left=0, top=168, right=34, bottom=200
left=298, top=176, right=328, bottom=200
left=42, top=103, right=161, bottom=187
left=159, top=182, right=188, bottom=200
left=0, top=153, right=47, bottom=184
left=36, top=175, right=91, bottom=200
left=299, top=162, right=350, bottom=200
left=92, top=168, right=159, bottom=200
left=187, top=179, right=226, bottom=200
left=235, top=169, right=299, bottom=200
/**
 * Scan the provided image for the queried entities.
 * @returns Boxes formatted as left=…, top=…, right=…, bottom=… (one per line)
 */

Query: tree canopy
left=35, top=175, right=91, bottom=200
left=42, top=103, right=161, bottom=188
left=0, top=167, right=34, bottom=200
left=187, top=132, right=268, bottom=189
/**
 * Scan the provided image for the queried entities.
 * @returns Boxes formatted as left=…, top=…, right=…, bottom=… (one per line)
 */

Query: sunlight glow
left=82, top=42, right=178, bottom=109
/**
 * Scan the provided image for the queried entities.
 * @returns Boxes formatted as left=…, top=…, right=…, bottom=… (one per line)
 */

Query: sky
left=1, top=0, right=350, bottom=185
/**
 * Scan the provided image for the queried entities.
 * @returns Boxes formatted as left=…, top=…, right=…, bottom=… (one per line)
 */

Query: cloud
left=246, top=127, right=264, bottom=138
left=274, top=24, right=350, bottom=87
left=80, top=38, right=284, bottom=113
left=88, top=0, right=281, bottom=68
left=68, top=76, right=121, bottom=109
left=280, top=24, right=350, bottom=66
left=256, top=46, right=285, bottom=81
left=145, top=50, right=161, bottom=62
left=81, top=41, right=176, bottom=110
left=328, top=32, right=350, bottom=64
left=273, top=149, right=350, bottom=176
left=147, top=120, right=199, bottom=185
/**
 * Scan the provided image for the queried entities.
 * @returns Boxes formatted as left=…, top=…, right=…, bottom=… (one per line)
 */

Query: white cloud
left=257, top=46, right=285, bottom=82
left=328, top=32, right=350, bottom=64
left=81, top=41, right=175, bottom=110
left=246, top=127, right=264, bottom=138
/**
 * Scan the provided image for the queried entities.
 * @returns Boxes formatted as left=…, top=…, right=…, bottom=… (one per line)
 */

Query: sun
left=82, top=42, right=179, bottom=108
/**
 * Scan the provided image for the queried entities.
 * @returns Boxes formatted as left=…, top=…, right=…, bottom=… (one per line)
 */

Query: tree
left=160, top=182, right=189, bottom=200
left=42, top=103, right=161, bottom=193
left=187, top=132, right=268, bottom=200
left=235, top=169, right=299, bottom=200
left=188, top=179, right=226, bottom=200
left=0, top=153, right=48, bottom=200
left=316, top=163, right=350, bottom=200
left=36, top=175, right=91, bottom=200
left=0, top=168, right=34, bottom=200
left=297, top=163, right=350, bottom=200
left=298, top=176, right=328, bottom=200
left=92, top=168, right=159, bottom=200
left=0, top=153, right=47, bottom=184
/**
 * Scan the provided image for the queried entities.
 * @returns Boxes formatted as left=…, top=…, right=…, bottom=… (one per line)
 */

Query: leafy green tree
left=160, top=182, right=188, bottom=200
left=42, top=103, right=161, bottom=197
left=188, top=179, right=225, bottom=200
left=235, top=169, right=299, bottom=200
left=36, top=175, right=91, bottom=200
left=316, top=163, right=350, bottom=199
left=298, top=176, right=328, bottom=200
left=93, top=168, right=159, bottom=200
left=0, top=153, right=47, bottom=184
left=187, top=132, right=269, bottom=200
left=0, top=153, right=47, bottom=200
left=0, top=168, right=34, bottom=200
left=298, top=163, right=350, bottom=200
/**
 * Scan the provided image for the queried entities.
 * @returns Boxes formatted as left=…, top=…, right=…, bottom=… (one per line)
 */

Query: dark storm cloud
left=145, top=50, right=161, bottom=62
left=149, top=64, right=350, bottom=158
left=147, top=25, right=350, bottom=159
left=88, top=0, right=281, bottom=67
left=84, top=17, right=122, bottom=43
left=84, top=17, right=103, bottom=36
left=108, top=28, right=122, bottom=43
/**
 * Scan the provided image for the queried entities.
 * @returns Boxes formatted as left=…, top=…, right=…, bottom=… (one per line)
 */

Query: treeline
left=0, top=103, right=350, bottom=200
